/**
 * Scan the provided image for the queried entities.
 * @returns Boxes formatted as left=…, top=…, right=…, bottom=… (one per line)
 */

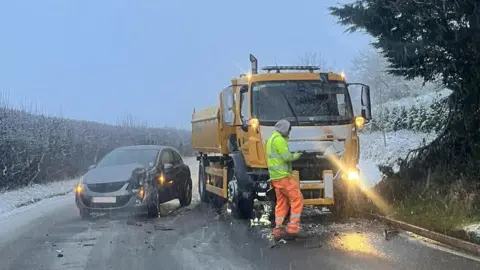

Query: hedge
left=364, top=90, right=450, bottom=133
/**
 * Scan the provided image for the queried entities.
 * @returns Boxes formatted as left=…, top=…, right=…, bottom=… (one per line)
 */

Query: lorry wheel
left=227, top=176, right=253, bottom=219
left=198, top=159, right=210, bottom=203
left=330, top=179, right=360, bottom=220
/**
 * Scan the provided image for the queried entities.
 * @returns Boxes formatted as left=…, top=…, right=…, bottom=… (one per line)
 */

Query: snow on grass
left=358, top=130, right=437, bottom=188
left=0, top=179, right=78, bottom=215
left=463, top=223, right=480, bottom=244
left=376, top=88, right=451, bottom=111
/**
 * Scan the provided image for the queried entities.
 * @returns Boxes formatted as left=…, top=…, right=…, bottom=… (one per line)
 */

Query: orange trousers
left=271, top=177, right=304, bottom=236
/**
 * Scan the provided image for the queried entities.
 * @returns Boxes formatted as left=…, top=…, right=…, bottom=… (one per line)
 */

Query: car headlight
left=75, top=183, right=85, bottom=194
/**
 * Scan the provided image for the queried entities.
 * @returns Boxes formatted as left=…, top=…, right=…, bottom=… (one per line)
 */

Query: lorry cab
left=192, top=54, right=372, bottom=219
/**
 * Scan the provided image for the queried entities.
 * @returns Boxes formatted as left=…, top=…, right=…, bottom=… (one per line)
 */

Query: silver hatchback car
left=75, top=145, right=192, bottom=219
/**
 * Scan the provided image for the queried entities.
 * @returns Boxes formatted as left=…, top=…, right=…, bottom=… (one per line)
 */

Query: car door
left=171, top=149, right=188, bottom=182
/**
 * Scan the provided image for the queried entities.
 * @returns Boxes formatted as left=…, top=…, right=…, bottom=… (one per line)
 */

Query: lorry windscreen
left=251, top=80, right=354, bottom=125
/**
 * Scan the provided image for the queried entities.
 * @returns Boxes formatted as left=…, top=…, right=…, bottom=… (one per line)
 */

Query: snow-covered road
left=0, top=154, right=479, bottom=270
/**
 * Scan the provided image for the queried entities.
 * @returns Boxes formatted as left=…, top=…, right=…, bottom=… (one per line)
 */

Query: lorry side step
left=299, top=180, right=324, bottom=190
left=205, top=166, right=227, bottom=198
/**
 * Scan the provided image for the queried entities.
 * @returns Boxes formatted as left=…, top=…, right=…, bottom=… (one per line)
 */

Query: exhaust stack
left=249, top=54, right=258, bottom=74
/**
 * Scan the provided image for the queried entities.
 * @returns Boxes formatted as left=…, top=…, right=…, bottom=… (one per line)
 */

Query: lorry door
left=220, top=85, right=238, bottom=152
left=237, top=86, right=251, bottom=161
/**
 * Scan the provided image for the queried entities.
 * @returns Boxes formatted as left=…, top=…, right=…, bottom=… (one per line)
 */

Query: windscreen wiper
left=279, top=91, right=301, bottom=126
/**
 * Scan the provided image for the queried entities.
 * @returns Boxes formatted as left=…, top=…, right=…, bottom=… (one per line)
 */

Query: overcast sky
left=0, top=0, right=372, bottom=129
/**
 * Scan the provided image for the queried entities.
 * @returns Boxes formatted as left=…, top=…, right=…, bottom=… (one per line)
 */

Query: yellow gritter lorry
left=191, top=54, right=372, bottom=220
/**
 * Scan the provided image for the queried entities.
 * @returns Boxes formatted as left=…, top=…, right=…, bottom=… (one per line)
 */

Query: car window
left=160, top=149, right=174, bottom=165
left=172, top=150, right=183, bottom=164
left=96, top=149, right=159, bottom=169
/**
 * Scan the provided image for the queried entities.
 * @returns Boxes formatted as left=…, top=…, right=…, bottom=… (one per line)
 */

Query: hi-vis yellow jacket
left=265, top=131, right=301, bottom=180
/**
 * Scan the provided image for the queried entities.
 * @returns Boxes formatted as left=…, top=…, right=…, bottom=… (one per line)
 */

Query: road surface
left=0, top=158, right=479, bottom=270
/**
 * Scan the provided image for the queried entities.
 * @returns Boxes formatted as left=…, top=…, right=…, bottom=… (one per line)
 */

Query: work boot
left=272, top=227, right=287, bottom=242
left=286, top=230, right=310, bottom=239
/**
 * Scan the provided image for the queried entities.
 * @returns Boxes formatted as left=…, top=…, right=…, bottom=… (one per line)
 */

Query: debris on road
left=126, top=220, right=142, bottom=226
left=384, top=228, right=399, bottom=240
left=155, top=225, right=174, bottom=231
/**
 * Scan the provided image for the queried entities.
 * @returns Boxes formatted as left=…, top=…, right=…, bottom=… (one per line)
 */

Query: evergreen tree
left=399, top=106, right=408, bottom=130
left=330, top=0, right=480, bottom=183
left=407, top=105, right=418, bottom=130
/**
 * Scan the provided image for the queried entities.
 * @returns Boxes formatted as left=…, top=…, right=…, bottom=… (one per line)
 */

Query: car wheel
left=79, top=209, right=91, bottom=220
left=147, top=192, right=159, bottom=218
left=179, top=177, right=192, bottom=207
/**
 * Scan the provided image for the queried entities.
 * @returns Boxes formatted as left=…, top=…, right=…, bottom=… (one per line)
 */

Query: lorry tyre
left=227, top=175, right=254, bottom=219
left=198, top=159, right=210, bottom=203
left=331, top=179, right=360, bottom=220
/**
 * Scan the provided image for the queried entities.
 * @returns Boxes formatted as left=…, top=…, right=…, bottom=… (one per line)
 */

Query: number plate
left=92, top=197, right=116, bottom=203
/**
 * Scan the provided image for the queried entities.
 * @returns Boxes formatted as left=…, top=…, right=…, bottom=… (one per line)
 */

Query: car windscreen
left=95, top=149, right=158, bottom=168
left=251, top=80, right=354, bottom=125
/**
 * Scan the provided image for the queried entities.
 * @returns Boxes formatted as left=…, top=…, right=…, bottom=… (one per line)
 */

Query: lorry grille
left=301, top=189, right=322, bottom=199
left=292, top=153, right=338, bottom=181
left=87, top=182, right=126, bottom=193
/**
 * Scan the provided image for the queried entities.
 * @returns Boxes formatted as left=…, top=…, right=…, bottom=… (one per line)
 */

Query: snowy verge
left=358, top=130, right=436, bottom=188
left=0, top=179, right=78, bottom=216
left=463, top=224, right=480, bottom=244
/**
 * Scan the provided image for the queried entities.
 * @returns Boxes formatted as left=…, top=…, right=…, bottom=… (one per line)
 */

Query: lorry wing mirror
left=361, top=85, right=372, bottom=121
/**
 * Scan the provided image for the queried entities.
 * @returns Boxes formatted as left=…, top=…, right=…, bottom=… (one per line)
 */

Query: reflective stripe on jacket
left=265, top=131, right=301, bottom=180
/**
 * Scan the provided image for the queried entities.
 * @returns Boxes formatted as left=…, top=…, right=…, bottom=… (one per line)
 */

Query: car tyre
left=147, top=193, right=159, bottom=218
left=179, top=177, right=193, bottom=207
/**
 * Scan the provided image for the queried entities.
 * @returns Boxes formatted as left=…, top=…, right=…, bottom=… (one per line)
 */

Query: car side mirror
left=163, top=163, right=173, bottom=170
left=88, top=165, right=95, bottom=170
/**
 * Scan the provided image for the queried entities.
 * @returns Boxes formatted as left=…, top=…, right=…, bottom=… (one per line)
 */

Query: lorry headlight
left=249, top=118, right=259, bottom=132
left=355, top=116, right=365, bottom=129
left=347, top=170, right=360, bottom=182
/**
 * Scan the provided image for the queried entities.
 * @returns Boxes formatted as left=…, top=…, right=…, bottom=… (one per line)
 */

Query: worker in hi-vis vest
left=265, top=119, right=308, bottom=241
